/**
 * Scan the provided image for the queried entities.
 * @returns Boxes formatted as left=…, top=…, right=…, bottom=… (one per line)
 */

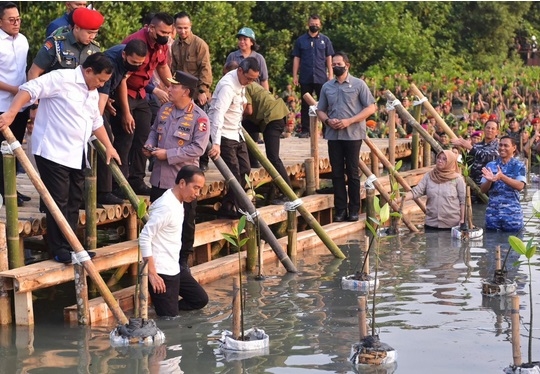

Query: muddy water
left=1, top=194, right=539, bottom=373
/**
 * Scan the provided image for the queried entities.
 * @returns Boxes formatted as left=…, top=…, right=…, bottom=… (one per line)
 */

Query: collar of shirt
left=333, top=73, right=351, bottom=85
left=75, top=66, right=87, bottom=87
left=0, top=28, right=15, bottom=40
left=180, top=33, right=195, bottom=46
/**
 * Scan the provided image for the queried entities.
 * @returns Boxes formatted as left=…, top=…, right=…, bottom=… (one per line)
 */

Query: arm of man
left=326, top=55, right=333, bottom=81
left=0, top=81, right=19, bottom=96
left=197, top=41, right=213, bottom=105
left=292, top=57, right=300, bottom=86
left=208, top=84, right=236, bottom=158
left=116, top=78, right=135, bottom=134
left=93, top=125, right=121, bottom=165
left=0, top=90, right=31, bottom=131
left=140, top=218, right=166, bottom=294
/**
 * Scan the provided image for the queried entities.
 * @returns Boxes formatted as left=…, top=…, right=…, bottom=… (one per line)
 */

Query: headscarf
left=429, top=150, right=461, bottom=184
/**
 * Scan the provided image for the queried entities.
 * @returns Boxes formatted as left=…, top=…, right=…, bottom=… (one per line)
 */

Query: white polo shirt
left=19, top=66, right=103, bottom=169
left=0, top=29, right=28, bottom=112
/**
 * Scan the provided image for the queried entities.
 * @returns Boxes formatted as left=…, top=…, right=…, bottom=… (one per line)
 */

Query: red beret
left=532, top=118, right=540, bottom=125
left=472, top=131, right=483, bottom=138
left=72, top=8, right=104, bottom=30
left=488, top=114, right=498, bottom=121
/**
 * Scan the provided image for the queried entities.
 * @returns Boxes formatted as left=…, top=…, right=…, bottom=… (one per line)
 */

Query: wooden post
left=0, top=223, right=12, bottom=325
left=359, top=159, right=419, bottom=233
left=140, top=260, right=148, bottom=320
left=245, top=221, right=257, bottom=272
left=2, top=128, right=129, bottom=326
left=384, top=89, right=489, bottom=203
left=388, top=110, right=396, bottom=165
left=358, top=296, right=367, bottom=340
left=304, top=93, right=320, bottom=189
left=411, top=105, right=422, bottom=170
left=511, top=295, right=522, bottom=367
left=2, top=148, right=23, bottom=269
left=365, top=188, right=376, bottom=229
left=466, top=186, right=474, bottom=228
left=362, top=235, right=370, bottom=274
left=287, top=210, right=297, bottom=267
left=232, top=277, right=241, bottom=340
left=370, top=153, right=380, bottom=177
left=304, top=157, right=316, bottom=195
left=495, top=246, right=501, bottom=271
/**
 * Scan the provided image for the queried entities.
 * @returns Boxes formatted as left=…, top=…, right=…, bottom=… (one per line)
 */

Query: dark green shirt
left=244, top=83, right=289, bottom=131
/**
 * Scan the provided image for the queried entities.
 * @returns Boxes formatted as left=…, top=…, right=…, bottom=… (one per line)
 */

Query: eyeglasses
left=2, top=17, right=21, bottom=25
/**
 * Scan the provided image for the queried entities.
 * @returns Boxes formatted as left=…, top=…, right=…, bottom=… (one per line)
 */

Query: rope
left=364, top=174, right=377, bottom=190
left=0, top=140, right=22, bottom=155
left=413, top=97, right=428, bottom=106
left=238, top=209, right=259, bottom=224
left=385, top=99, right=401, bottom=111
left=284, top=198, right=304, bottom=211
left=308, top=104, right=318, bottom=117
left=72, top=251, right=91, bottom=265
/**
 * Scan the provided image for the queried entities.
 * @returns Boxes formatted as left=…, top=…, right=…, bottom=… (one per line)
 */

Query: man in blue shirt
left=96, top=39, right=147, bottom=205
left=45, top=1, right=87, bottom=37
left=292, top=14, right=334, bottom=138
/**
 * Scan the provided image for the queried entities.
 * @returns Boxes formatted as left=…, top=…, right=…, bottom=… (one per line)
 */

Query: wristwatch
left=30, top=104, right=38, bottom=110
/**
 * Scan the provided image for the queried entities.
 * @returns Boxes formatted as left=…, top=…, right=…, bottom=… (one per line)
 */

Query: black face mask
left=333, top=66, right=346, bottom=77
left=155, top=34, right=169, bottom=45
left=123, top=59, right=140, bottom=72
left=309, top=26, right=320, bottom=33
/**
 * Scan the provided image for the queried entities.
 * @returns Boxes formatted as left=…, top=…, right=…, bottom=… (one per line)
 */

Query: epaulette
left=52, top=35, right=67, bottom=41
left=90, top=40, right=100, bottom=47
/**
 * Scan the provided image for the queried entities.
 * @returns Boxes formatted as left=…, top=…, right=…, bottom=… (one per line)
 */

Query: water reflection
left=1, top=198, right=539, bottom=373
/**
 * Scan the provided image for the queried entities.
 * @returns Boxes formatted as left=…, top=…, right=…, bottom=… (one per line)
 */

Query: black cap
left=168, top=71, right=198, bottom=89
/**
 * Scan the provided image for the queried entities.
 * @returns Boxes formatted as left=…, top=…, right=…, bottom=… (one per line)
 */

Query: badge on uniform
left=198, top=118, right=208, bottom=132
left=177, top=139, right=184, bottom=146
left=44, top=40, right=53, bottom=50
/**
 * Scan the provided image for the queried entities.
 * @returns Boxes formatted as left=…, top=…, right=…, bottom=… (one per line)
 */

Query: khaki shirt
left=171, top=33, right=213, bottom=102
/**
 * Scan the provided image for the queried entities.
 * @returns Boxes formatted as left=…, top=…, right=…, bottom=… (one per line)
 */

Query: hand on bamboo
left=0, top=112, right=15, bottom=131
left=105, top=146, right=122, bottom=165
left=208, top=143, right=220, bottom=159
left=149, top=272, right=166, bottom=294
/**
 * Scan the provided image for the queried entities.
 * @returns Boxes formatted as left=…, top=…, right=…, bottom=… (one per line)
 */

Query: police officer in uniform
left=144, top=71, right=209, bottom=305
left=28, top=7, right=103, bottom=80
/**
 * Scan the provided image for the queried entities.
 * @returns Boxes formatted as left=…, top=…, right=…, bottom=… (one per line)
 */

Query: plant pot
left=219, top=328, right=269, bottom=352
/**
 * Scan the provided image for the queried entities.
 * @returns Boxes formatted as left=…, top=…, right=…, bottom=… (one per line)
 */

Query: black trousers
left=300, top=83, right=323, bottom=134
left=328, top=139, right=362, bottom=215
left=150, top=186, right=196, bottom=260
left=220, top=137, right=251, bottom=210
left=0, top=109, right=29, bottom=196
left=35, top=155, right=85, bottom=255
left=242, top=118, right=291, bottom=187
left=110, top=95, right=152, bottom=188
left=96, top=111, right=114, bottom=194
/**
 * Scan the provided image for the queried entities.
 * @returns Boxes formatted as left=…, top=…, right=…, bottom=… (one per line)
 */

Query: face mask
left=333, top=66, right=346, bottom=77
left=309, top=26, right=320, bottom=33
left=155, top=34, right=169, bottom=45
left=123, top=59, right=140, bottom=72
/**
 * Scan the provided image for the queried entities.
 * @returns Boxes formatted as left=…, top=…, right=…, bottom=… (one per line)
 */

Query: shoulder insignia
left=186, top=103, right=194, bottom=114
left=90, top=40, right=100, bottom=47
left=44, top=40, right=54, bottom=50
left=52, top=35, right=67, bottom=41
left=198, top=117, right=208, bottom=132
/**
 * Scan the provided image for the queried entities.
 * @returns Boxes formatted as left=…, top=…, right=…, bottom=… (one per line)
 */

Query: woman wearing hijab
left=480, top=135, right=526, bottom=231
left=409, top=150, right=466, bottom=229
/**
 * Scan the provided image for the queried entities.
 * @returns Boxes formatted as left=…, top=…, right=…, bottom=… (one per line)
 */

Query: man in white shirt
left=0, top=52, right=121, bottom=264
left=207, top=57, right=260, bottom=218
left=139, top=165, right=205, bottom=317
left=0, top=2, right=30, bottom=206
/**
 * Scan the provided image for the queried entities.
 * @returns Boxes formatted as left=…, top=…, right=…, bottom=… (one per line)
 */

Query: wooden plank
left=13, top=291, right=33, bottom=325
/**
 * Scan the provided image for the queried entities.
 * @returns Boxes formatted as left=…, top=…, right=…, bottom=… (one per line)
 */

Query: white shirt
left=139, top=189, right=184, bottom=276
left=19, top=67, right=103, bottom=169
left=0, top=29, right=28, bottom=112
left=208, top=69, right=246, bottom=144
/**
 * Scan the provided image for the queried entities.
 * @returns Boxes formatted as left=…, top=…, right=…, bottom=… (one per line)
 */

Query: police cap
left=168, top=71, right=198, bottom=89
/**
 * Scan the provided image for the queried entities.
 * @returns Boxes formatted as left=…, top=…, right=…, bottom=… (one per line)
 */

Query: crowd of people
left=0, top=2, right=532, bottom=318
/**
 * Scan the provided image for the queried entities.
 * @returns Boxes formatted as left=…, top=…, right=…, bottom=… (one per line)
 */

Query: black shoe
left=112, top=188, right=127, bottom=200
left=17, top=191, right=31, bottom=201
left=217, top=207, right=242, bottom=219
left=271, top=196, right=289, bottom=205
left=348, top=213, right=359, bottom=222
left=297, top=132, right=310, bottom=138
left=251, top=161, right=261, bottom=168
left=17, top=197, right=24, bottom=207
left=53, top=249, right=72, bottom=264
left=200, top=163, right=209, bottom=172
left=98, top=192, right=125, bottom=205
left=131, top=183, right=151, bottom=195
left=87, top=251, right=96, bottom=259
left=334, top=210, right=347, bottom=222
left=316, top=186, right=334, bottom=194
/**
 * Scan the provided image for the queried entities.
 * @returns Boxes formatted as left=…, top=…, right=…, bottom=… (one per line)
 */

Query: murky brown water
left=1, top=189, right=539, bottom=373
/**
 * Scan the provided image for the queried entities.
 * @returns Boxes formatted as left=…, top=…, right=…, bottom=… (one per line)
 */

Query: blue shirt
left=98, top=44, right=129, bottom=96
left=46, top=13, right=70, bottom=38
left=225, top=50, right=268, bottom=83
left=292, top=32, right=334, bottom=84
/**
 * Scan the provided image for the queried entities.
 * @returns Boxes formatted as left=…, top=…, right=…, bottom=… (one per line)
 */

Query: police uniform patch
left=44, top=40, right=53, bottom=50
left=198, top=118, right=208, bottom=132
left=178, top=139, right=184, bottom=146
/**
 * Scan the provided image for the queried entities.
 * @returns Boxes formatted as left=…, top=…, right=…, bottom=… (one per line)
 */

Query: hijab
left=429, top=150, right=461, bottom=184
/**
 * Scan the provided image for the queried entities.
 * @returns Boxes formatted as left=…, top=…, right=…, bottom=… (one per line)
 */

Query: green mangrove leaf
left=508, top=235, right=526, bottom=255
left=380, top=203, right=390, bottom=224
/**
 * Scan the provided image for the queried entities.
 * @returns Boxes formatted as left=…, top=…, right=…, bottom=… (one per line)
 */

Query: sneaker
left=217, top=207, right=242, bottom=219
left=297, top=132, right=310, bottom=138
left=53, top=249, right=72, bottom=264
left=17, top=191, right=31, bottom=201
left=130, top=183, right=151, bottom=195
left=98, top=192, right=125, bottom=205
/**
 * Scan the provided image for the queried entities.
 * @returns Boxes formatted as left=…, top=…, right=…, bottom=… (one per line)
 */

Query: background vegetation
left=16, top=1, right=540, bottom=95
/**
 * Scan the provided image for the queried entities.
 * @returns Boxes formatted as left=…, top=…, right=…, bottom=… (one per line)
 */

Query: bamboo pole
left=245, top=221, right=257, bottom=272
left=365, top=188, right=376, bottom=229
left=2, top=149, right=23, bottom=268
left=466, top=186, right=474, bottom=229
left=304, top=158, right=316, bottom=195
left=1, top=128, right=129, bottom=326
left=511, top=295, right=522, bottom=367
left=358, top=159, right=419, bottom=233
left=411, top=105, right=422, bottom=169
left=242, top=129, right=345, bottom=259
left=140, top=260, right=148, bottom=320
left=370, top=153, right=380, bottom=177
left=364, top=138, right=426, bottom=213
left=358, top=296, right=367, bottom=340
left=384, top=89, right=489, bottom=203
left=210, top=146, right=299, bottom=271
left=107, top=264, right=130, bottom=287
left=287, top=209, right=297, bottom=267
left=362, top=235, right=370, bottom=274
left=0, top=223, right=12, bottom=325
left=388, top=110, right=396, bottom=165
left=305, top=93, right=320, bottom=189
left=232, top=277, right=241, bottom=340
left=495, top=246, right=501, bottom=271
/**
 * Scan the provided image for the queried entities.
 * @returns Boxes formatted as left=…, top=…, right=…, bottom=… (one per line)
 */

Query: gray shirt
left=317, top=74, right=376, bottom=141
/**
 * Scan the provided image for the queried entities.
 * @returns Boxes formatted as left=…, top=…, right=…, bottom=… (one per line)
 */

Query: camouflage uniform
left=481, top=157, right=526, bottom=231
left=468, top=138, right=499, bottom=185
